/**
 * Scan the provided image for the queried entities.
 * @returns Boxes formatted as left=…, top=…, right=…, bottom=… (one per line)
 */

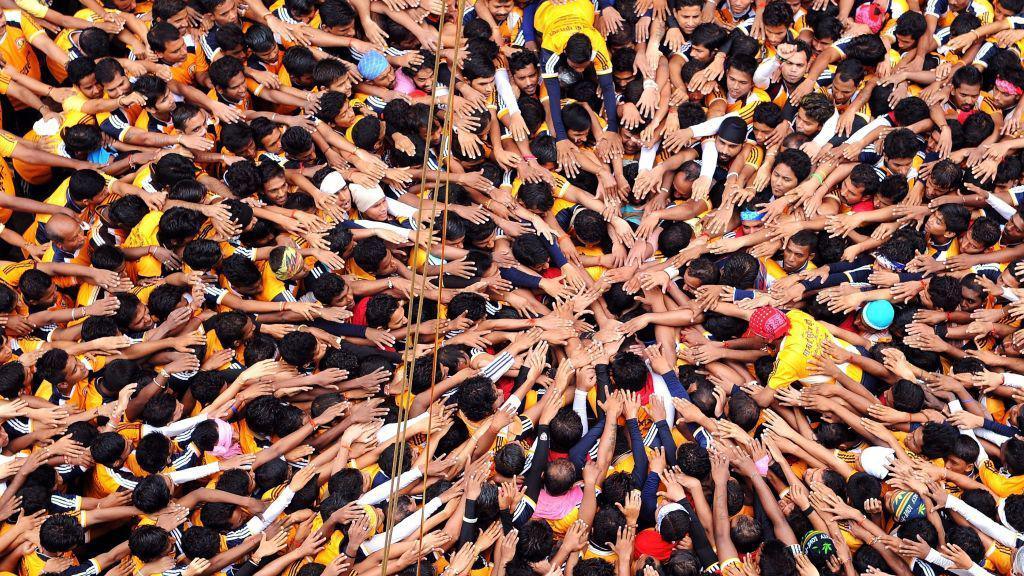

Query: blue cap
left=861, top=299, right=894, bottom=330
left=357, top=51, right=389, bottom=82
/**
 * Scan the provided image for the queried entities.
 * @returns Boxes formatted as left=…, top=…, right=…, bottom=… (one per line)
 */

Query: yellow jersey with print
left=135, top=110, right=175, bottom=135
left=12, top=130, right=70, bottom=186
left=927, top=236, right=960, bottom=262
left=766, top=309, right=863, bottom=390
left=984, top=542, right=1013, bottom=575
left=69, top=379, right=113, bottom=412
left=534, top=0, right=611, bottom=77
left=979, top=459, right=1024, bottom=498
left=13, top=0, right=48, bottom=18
left=59, top=89, right=106, bottom=129
left=86, top=463, right=141, bottom=498
left=743, top=143, right=765, bottom=169
left=707, top=89, right=771, bottom=123
left=0, top=260, right=37, bottom=292
left=0, top=131, right=17, bottom=223
left=124, top=211, right=164, bottom=278
left=0, top=10, right=43, bottom=95
left=20, top=551, right=100, bottom=576
left=769, top=80, right=826, bottom=108
left=165, top=33, right=209, bottom=86
left=495, top=7, right=525, bottom=46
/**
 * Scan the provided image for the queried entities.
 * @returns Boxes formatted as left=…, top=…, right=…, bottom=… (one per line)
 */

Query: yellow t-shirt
left=534, top=0, right=611, bottom=77
left=979, top=460, right=1024, bottom=498
left=0, top=131, right=18, bottom=223
left=767, top=309, right=862, bottom=389
left=123, top=211, right=164, bottom=278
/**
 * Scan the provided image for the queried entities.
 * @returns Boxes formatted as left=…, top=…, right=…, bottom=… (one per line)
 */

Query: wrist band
left=643, top=79, right=658, bottom=90
left=811, top=172, right=824, bottom=184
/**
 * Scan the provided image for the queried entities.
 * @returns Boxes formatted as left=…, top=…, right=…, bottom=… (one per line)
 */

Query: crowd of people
left=2, top=0, right=1024, bottom=573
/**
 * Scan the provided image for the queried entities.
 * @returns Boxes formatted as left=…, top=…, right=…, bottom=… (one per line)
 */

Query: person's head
left=690, top=23, right=727, bottom=62
left=40, top=515, right=86, bottom=554
left=771, top=148, right=812, bottom=196
left=148, top=22, right=187, bottom=65
left=760, top=1, right=793, bottom=45
left=777, top=41, right=811, bottom=86
left=462, top=56, right=496, bottom=97
left=457, top=375, right=500, bottom=422
left=945, top=435, right=981, bottom=476
left=279, top=331, right=318, bottom=369
left=836, top=163, right=879, bottom=207
left=512, top=234, right=552, bottom=271
left=831, top=59, right=865, bottom=106
left=352, top=236, right=394, bottom=275
left=904, top=422, right=959, bottom=460
left=315, top=91, right=358, bottom=130
left=610, top=351, right=649, bottom=392
left=543, top=458, right=577, bottom=496
left=751, top=102, right=784, bottom=143
left=951, top=65, right=984, bottom=111
left=893, top=10, right=926, bottom=51
left=43, top=214, right=88, bottom=254
left=672, top=0, right=704, bottom=34
left=282, top=46, right=317, bottom=87
left=881, top=128, right=919, bottom=175
left=925, top=203, right=971, bottom=243
left=714, top=116, right=748, bottom=163
left=562, top=33, right=594, bottom=72
left=357, top=50, right=395, bottom=89
left=795, top=92, right=835, bottom=136
left=845, top=34, right=887, bottom=70
left=281, top=126, right=317, bottom=163
left=209, top=56, right=247, bottom=103
left=783, top=230, right=816, bottom=273
left=95, top=58, right=132, bottom=98
left=1000, top=437, right=1024, bottom=476
left=365, top=294, right=406, bottom=330
left=725, top=54, right=757, bottom=100
left=133, top=74, right=175, bottom=117
left=66, top=58, right=103, bottom=99
left=130, top=525, right=173, bottom=563
left=960, top=216, right=1001, bottom=254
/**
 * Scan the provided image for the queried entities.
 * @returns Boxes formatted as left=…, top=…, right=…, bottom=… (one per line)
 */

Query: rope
left=378, top=2, right=468, bottom=575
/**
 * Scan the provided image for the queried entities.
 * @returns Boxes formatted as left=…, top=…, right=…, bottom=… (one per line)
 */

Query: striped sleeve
left=50, top=493, right=83, bottom=512
left=480, top=351, right=515, bottom=382
left=105, top=466, right=140, bottom=490
left=542, top=51, right=560, bottom=78
left=203, top=285, right=228, bottom=307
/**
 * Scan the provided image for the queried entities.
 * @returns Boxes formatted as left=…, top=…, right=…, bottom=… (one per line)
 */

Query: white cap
left=349, top=183, right=386, bottom=212
left=859, top=446, right=895, bottom=479
left=319, top=170, right=347, bottom=195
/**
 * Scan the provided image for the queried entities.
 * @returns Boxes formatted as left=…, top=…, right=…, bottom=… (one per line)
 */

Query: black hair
left=457, top=376, right=497, bottom=422
left=40, top=515, right=86, bottom=553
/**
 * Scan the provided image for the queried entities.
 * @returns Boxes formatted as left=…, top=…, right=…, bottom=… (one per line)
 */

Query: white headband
left=320, top=170, right=347, bottom=195
left=656, top=502, right=686, bottom=532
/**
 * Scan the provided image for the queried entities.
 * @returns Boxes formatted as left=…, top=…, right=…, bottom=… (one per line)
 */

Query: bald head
left=43, top=212, right=86, bottom=250
left=45, top=214, right=81, bottom=248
